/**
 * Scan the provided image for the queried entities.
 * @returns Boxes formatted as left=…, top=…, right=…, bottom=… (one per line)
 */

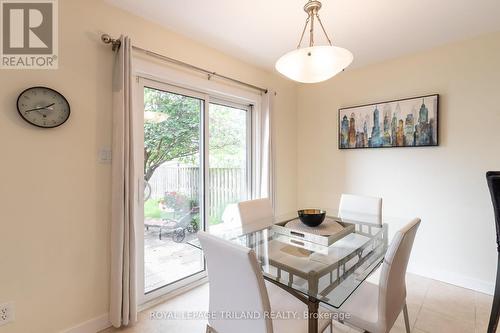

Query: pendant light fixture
left=275, top=0, right=353, bottom=83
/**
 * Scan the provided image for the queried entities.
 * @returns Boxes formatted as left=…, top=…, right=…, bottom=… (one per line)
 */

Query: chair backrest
left=339, top=194, right=383, bottom=224
left=487, top=171, right=500, bottom=252
left=197, top=231, right=273, bottom=333
left=378, top=218, right=421, bottom=330
left=237, top=198, right=274, bottom=230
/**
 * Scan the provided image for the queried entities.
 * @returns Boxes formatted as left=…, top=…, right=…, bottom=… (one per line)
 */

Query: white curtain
left=110, top=36, right=138, bottom=328
left=254, top=91, right=276, bottom=212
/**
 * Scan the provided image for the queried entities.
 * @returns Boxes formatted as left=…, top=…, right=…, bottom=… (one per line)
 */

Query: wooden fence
left=149, top=164, right=246, bottom=222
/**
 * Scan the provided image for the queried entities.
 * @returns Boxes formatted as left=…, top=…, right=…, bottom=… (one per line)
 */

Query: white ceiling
left=106, top=0, right=500, bottom=70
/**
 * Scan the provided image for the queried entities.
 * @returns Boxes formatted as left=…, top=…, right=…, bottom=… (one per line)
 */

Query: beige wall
left=297, top=32, right=500, bottom=293
left=0, top=1, right=297, bottom=332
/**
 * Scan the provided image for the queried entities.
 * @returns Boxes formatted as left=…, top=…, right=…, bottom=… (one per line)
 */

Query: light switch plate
left=99, top=148, right=112, bottom=163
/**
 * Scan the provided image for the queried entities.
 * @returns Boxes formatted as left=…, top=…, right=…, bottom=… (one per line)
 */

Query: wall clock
left=16, top=86, right=70, bottom=128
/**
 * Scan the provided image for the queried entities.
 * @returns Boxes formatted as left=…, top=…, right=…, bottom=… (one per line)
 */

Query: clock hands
left=24, top=103, right=55, bottom=113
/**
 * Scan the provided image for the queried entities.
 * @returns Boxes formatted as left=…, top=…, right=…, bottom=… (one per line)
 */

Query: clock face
left=17, top=87, right=70, bottom=128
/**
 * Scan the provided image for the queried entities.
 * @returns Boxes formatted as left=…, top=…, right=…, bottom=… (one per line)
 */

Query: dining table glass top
left=190, top=209, right=393, bottom=309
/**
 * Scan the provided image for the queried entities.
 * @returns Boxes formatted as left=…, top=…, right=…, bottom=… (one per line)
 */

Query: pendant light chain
left=296, top=1, right=334, bottom=48
left=296, top=17, right=310, bottom=49
left=315, top=13, right=333, bottom=46
left=311, top=10, right=317, bottom=46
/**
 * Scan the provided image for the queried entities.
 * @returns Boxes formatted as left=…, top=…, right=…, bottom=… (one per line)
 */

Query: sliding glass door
left=138, top=78, right=252, bottom=302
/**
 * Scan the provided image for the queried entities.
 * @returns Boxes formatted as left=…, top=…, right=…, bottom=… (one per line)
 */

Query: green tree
left=209, top=104, right=247, bottom=168
left=144, top=88, right=200, bottom=181
left=143, top=88, right=245, bottom=181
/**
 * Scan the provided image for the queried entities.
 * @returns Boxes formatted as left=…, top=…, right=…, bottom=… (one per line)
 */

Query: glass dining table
left=189, top=209, right=391, bottom=333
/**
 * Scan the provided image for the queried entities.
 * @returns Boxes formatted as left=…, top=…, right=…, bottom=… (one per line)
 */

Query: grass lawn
left=144, top=198, right=224, bottom=226
left=144, top=199, right=163, bottom=219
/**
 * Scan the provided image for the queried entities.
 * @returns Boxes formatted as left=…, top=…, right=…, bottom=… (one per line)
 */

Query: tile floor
left=102, top=273, right=495, bottom=333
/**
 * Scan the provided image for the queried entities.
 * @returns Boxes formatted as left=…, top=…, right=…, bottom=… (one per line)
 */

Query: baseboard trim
left=61, top=277, right=208, bottom=333
left=407, top=265, right=495, bottom=295
left=61, top=314, right=111, bottom=333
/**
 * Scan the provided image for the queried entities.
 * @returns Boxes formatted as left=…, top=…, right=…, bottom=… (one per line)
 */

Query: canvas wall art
left=339, top=94, right=439, bottom=149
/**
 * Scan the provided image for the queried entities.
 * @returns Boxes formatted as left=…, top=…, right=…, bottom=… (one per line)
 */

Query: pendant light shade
left=275, top=45, right=353, bottom=83
left=275, top=0, right=353, bottom=83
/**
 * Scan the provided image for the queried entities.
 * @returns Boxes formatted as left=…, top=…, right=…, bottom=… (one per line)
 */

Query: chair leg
left=403, top=303, right=411, bottom=333
left=488, top=252, right=500, bottom=333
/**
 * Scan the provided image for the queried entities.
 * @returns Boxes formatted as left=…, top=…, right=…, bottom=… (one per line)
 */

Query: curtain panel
left=110, top=35, right=138, bottom=328
left=253, top=91, right=276, bottom=212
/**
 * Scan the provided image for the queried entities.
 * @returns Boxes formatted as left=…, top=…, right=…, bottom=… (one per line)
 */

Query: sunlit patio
left=144, top=225, right=203, bottom=293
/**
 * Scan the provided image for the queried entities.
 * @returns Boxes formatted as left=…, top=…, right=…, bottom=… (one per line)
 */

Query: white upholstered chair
left=198, top=231, right=332, bottom=333
left=237, top=198, right=274, bottom=232
left=209, top=198, right=273, bottom=235
left=335, top=218, right=421, bottom=333
left=338, top=194, right=383, bottom=277
left=338, top=194, right=383, bottom=225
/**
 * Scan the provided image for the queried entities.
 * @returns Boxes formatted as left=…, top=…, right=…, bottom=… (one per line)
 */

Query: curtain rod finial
left=101, top=34, right=121, bottom=51
left=101, top=34, right=112, bottom=44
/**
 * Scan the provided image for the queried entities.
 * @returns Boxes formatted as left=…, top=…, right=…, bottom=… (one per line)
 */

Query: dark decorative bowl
left=298, top=209, right=326, bottom=227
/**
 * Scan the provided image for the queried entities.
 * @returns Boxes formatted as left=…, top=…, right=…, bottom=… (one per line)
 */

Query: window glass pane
left=143, top=86, right=204, bottom=293
left=208, top=102, right=249, bottom=227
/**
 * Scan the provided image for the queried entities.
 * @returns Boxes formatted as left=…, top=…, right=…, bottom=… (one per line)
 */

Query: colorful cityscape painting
left=339, top=94, right=439, bottom=149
